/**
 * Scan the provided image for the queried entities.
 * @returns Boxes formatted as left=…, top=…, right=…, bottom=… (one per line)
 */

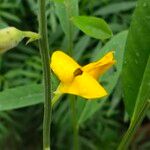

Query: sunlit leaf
left=71, top=16, right=113, bottom=40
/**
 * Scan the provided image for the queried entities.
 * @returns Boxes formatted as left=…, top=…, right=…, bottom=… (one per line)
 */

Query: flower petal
left=82, top=51, right=115, bottom=79
left=50, top=51, right=81, bottom=83
left=56, top=72, right=107, bottom=99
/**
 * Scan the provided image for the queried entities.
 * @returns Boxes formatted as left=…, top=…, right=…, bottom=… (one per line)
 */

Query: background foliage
left=0, top=0, right=150, bottom=150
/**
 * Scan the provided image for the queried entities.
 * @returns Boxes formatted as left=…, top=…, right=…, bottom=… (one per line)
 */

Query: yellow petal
left=56, top=72, right=107, bottom=99
left=50, top=50, right=81, bottom=83
left=82, top=51, right=115, bottom=79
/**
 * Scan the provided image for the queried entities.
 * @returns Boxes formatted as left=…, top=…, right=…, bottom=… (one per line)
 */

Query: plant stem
left=65, top=1, right=73, bottom=55
left=118, top=101, right=150, bottom=150
left=38, top=0, right=51, bottom=150
left=70, top=96, right=79, bottom=150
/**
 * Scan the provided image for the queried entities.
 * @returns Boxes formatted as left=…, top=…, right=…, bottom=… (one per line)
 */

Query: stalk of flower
left=0, top=27, right=40, bottom=54
left=50, top=50, right=115, bottom=99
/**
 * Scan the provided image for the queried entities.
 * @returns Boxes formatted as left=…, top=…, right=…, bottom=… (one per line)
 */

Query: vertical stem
left=70, top=96, right=79, bottom=150
left=67, top=16, right=73, bottom=54
left=38, top=0, right=51, bottom=150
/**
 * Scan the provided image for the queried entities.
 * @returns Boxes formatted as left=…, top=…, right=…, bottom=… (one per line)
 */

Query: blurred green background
left=0, top=0, right=150, bottom=150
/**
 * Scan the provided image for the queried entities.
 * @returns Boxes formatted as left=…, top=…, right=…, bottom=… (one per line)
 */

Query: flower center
left=73, top=68, right=83, bottom=77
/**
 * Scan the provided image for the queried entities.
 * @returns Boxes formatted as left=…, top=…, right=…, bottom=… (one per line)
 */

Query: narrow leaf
left=94, top=2, right=136, bottom=15
left=118, top=56, right=150, bottom=149
left=122, top=0, right=150, bottom=117
left=0, top=84, right=43, bottom=111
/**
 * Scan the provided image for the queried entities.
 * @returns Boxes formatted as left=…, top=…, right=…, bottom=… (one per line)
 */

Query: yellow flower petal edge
left=50, top=50, right=115, bottom=99
left=82, top=51, right=115, bottom=79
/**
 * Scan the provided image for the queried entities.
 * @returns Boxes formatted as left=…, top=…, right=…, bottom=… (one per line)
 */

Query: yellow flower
left=50, top=50, right=115, bottom=99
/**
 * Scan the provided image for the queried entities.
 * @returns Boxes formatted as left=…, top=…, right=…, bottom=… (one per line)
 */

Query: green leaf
left=132, top=56, right=150, bottom=120
left=122, top=0, right=150, bottom=117
left=73, top=35, right=90, bottom=60
left=94, top=2, right=136, bottom=16
left=54, top=0, right=78, bottom=36
left=0, top=3, right=18, bottom=9
left=77, top=31, right=128, bottom=125
left=0, top=84, right=43, bottom=111
left=119, top=1, right=150, bottom=148
left=0, top=11, right=21, bottom=23
left=71, top=16, right=113, bottom=40
left=118, top=56, right=150, bottom=149
left=107, top=80, right=122, bottom=117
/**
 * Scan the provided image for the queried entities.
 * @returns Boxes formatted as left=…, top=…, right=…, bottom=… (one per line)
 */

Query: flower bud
left=0, top=27, right=40, bottom=53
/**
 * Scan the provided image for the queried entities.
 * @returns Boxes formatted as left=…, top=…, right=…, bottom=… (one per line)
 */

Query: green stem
left=67, top=18, right=73, bottom=54
left=23, top=31, right=40, bottom=44
left=65, top=2, right=73, bottom=55
left=118, top=101, right=150, bottom=150
left=23, top=31, right=40, bottom=38
left=38, top=0, right=51, bottom=150
left=70, top=96, right=79, bottom=150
